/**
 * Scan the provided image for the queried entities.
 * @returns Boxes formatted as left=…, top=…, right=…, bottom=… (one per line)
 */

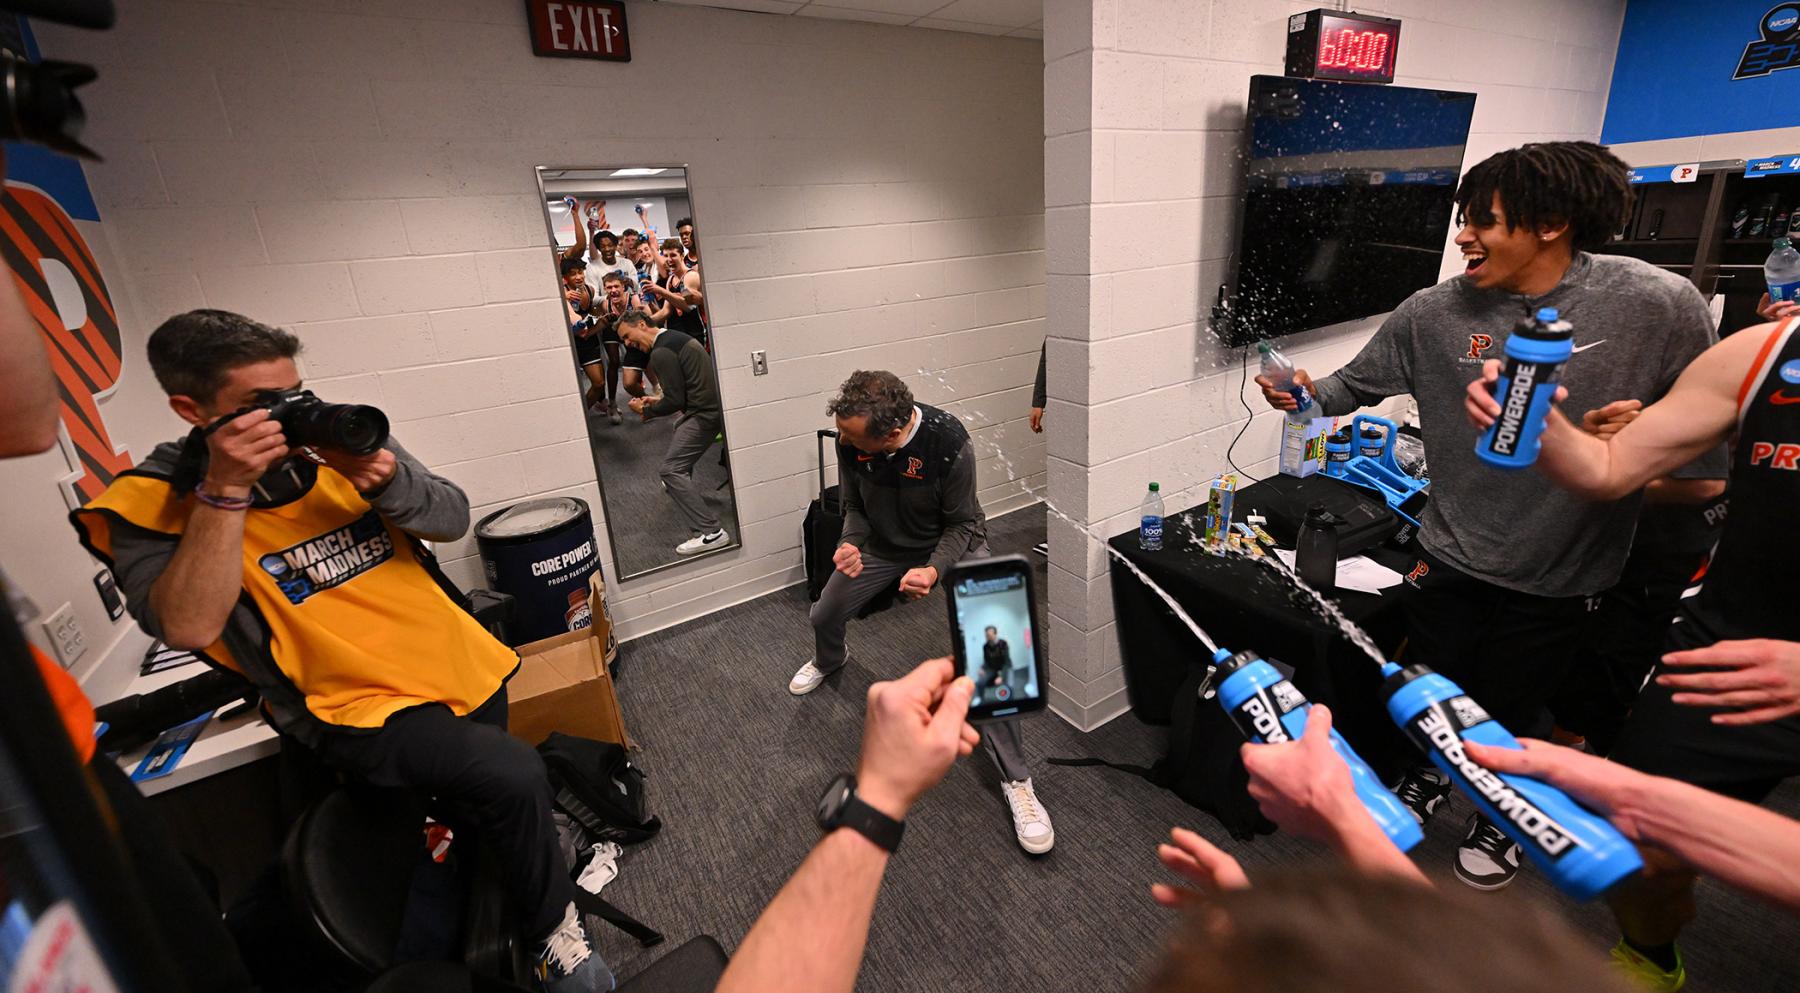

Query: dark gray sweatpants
left=660, top=412, right=722, bottom=534
left=809, top=545, right=1031, bottom=781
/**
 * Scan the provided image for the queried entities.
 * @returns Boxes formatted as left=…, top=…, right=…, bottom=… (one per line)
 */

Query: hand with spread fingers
left=1656, top=639, right=1800, bottom=726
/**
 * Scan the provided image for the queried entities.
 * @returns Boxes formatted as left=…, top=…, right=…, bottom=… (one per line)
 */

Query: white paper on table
left=1272, top=549, right=1405, bottom=596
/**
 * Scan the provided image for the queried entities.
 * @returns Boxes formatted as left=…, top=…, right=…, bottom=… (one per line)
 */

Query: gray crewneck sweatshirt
left=1311, top=252, right=1726, bottom=597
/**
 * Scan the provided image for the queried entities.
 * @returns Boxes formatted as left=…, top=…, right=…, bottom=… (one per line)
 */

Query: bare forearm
left=150, top=501, right=249, bottom=649
left=1625, top=777, right=1800, bottom=912
left=715, top=829, right=890, bottom=993
left=1535, top=413, right=1637, bottom=500
left=1325, top=801, right=1429, bottom=885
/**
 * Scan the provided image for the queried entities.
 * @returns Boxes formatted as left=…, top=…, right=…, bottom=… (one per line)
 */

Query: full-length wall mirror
left=534, top=166, right=739, bottom=581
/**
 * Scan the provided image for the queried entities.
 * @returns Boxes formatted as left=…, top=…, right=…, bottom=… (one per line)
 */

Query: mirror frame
left=531, top=163, right=744, bottom=583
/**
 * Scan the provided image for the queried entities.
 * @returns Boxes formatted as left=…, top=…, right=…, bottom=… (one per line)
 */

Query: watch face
left=817, top=774, right=854, bottom=828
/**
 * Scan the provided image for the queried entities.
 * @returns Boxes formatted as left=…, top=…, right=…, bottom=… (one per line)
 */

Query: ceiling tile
left=656, top=0, right=806, bottom=12
left=790, top=0, right=951, bottom=16
left=794, top=4, right=918, bottom=24
left=922, top=0, right=1038, bottom=27
left=913, top=16, right=1015, bottom=34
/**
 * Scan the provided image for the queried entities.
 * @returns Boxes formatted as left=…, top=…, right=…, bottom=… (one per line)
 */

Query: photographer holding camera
left=68, top=310, right=613, bottom=993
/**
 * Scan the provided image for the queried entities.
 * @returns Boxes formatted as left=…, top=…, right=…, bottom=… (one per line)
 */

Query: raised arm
left=714, top=660, right=977, bottom=993
left=558, top=198, right=588, bottom=262
left=1468, top=324, right=1775, bottom=501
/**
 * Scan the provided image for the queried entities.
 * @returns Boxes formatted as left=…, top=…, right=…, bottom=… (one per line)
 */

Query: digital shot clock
left=1285, top=9, right=1402, bottom=84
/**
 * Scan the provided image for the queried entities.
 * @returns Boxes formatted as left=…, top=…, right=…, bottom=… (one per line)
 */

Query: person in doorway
left=1466, top=312, right=1800, bottom=989
left=645, top=238, right=706, bottom=349
left=978, top=626, right=1012, bottom=699
left=677, top=216, right=700, bottom=272
left=68, top=310, right=610, bottom=993
left=789, top=370, right=1054, bottom=855
left=1252, top=141, right=1726, bottom=891
left=619, top=310, right=730, bottom=556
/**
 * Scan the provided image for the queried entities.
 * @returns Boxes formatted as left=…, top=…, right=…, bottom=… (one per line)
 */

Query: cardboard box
left=1279, top=414, right=1335, bottom=478
left=507, top=572, right=629, bottom=748
left=1203, top=474, right=1238, bottom=551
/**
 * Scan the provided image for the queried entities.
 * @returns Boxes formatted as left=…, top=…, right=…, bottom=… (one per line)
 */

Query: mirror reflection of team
left=551, top=203, right=728, bottom=557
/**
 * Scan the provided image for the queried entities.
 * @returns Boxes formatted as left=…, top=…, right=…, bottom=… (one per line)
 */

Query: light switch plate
left=751, top=350, right=768, bottom=376
left=41, top=602, right=86, bottom=669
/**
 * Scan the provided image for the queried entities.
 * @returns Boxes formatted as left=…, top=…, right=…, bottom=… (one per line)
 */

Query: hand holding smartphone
left=945, top=554, right=1047, bottom=723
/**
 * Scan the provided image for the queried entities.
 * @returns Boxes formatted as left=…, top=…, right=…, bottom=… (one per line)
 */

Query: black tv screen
left=1225, top=75, right=1476, bottom=345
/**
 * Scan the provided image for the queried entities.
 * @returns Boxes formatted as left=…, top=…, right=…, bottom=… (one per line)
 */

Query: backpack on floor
left=536, top=733, right=664, bottom=947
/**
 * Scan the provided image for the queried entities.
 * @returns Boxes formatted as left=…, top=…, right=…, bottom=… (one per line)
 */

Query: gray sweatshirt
left=646, top=329, right=722, bottom=421
left=1311, top=252, right=1725, bottom=597
left=838, top=404, right=988, bottom=578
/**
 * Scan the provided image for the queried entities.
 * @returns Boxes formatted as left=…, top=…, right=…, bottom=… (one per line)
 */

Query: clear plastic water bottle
left=1139, top=482, right=1164, bottom=551
left=1257, top=341, right=1314, bottom=419
left=1767, top=236, right=1800, bottom=303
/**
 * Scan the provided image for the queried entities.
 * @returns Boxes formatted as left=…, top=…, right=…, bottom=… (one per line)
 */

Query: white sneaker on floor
left=789, top=658, right=837, bottom=695
left=533, top=901, right=613, bottom=992
left=608, top=408, right=623, bottom=426
left=1001, top=778, right=1054, bottom=854
left=676, top=529, right=728, bottom=555
left=1454, top=812, right=1522, bottom=891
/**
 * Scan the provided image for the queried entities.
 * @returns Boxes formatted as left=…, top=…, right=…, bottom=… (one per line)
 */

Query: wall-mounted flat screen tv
left=1224, top=75, right=1477, bottom=346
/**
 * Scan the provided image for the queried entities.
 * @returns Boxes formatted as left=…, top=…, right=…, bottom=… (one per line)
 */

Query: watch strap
left=837, top=792, right=905, bottom=853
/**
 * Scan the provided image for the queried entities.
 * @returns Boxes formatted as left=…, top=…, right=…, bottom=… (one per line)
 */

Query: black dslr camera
left=0, top=1, right=114, bottom=160
left=254, top=389, right=390, bottom=457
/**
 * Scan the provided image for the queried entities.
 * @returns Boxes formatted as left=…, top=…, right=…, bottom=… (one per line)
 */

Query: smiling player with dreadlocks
left=1253, top=141, right=1728, bottom=893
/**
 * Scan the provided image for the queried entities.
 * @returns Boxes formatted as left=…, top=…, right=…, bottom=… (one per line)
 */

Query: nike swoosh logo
left=856, top=454, right=875, bottom=461
left=1772, top=390, right=1800, bottom=405
left=1570, top=339, right=1607, bottom=354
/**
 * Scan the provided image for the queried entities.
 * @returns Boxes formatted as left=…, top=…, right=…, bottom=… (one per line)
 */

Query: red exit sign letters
left=527, top=0, right=631, bottom=62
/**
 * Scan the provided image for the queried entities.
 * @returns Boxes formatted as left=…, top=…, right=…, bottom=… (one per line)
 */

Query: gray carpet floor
left=592, top=507, right=1800, bottom=991
left=582, top=404, right=739, bottom=578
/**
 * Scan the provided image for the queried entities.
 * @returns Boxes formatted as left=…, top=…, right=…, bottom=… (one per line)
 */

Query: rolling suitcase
left=803, top=429, right=842, bottom=602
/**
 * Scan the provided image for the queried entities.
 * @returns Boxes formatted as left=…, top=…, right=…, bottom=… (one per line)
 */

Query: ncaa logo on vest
left=1781, top=359, right=1800, bottom=384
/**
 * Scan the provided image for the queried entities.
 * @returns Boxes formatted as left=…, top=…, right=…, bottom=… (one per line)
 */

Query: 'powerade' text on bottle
left=1139, top=482, right=1164, bottom=552
left=1383, top=664, right=1643, bottom=901
left=1213, top=650, right=1422, bottom=852
left=1476, top=307, right=1573, bottom=470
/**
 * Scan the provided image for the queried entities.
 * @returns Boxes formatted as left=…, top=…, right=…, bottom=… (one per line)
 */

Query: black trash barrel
left=474, top=497, right=600, bottom=645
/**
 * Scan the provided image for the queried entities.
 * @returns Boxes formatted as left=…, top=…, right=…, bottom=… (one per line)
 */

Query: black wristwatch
left=816, top=773, right=904, bottom=853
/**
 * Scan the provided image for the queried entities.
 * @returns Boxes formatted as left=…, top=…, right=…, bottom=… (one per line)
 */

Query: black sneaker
left=1392, top=767, right=1451, bottom=827
left=1455, top=813, right=1522, bottom=891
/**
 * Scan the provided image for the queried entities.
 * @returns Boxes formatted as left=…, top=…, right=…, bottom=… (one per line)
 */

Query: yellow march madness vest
left=72, top=468, right=517, bottom=732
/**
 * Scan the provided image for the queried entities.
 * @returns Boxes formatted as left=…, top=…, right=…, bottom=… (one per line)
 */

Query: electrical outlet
left=751, top=350, right=769, bottom=376
left=41, top=602, right=86, bottom=669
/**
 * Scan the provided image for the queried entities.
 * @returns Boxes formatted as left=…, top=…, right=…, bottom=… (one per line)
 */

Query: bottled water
left=1138, top=482, right=1164, bottom=552
left=1766, top=236, right=1800, bottom=304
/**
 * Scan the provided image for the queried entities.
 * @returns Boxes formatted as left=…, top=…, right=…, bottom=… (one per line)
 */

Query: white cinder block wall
left=33, top=0, right=1045, bottom=648
left=1039, top=0, right=1627, bottom=730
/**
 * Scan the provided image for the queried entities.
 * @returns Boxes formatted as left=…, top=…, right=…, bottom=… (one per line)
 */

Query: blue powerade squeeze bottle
left=1475, top=307, right=1574, bottom=470
left=1211, top=648, right=1423, bottom=853
left=1382, top=663, right=1643, bottom=901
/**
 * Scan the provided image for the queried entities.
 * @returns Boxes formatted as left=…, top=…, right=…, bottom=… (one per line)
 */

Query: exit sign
left=526, top=0, right=631, bottom=62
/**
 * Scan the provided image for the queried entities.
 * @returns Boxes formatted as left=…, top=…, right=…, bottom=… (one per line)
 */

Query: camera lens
left=326, top=406, right=389, bottom=456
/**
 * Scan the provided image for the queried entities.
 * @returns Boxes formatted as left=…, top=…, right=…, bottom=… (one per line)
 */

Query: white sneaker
left=533, top=902, right=614, bottom=992
left=1001, top=778, right=1054, bottom=854
left=788, top=659, right=835, bottom=695
left=608, top=408, right=623, bottom=426
left=676, top=529, right=728, bottom=555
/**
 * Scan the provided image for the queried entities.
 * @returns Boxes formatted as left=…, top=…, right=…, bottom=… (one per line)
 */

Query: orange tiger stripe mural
left=1, top=180, right=130, bottom=503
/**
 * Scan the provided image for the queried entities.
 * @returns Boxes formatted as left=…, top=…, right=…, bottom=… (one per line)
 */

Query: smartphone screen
left=946, top=554, right=1046, bottom=722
